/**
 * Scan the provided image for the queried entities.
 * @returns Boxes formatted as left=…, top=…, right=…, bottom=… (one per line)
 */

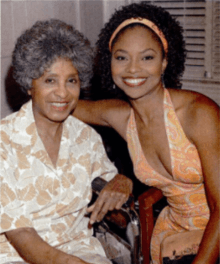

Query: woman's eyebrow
left=113, top=49, right=128, bottom=54
left=113, top=48, right=156, bottom=55
left=140, top=48, right=156, bottom=54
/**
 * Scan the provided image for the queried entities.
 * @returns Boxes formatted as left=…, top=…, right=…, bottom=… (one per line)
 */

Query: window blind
left=212, top=1, right=220, bottom=80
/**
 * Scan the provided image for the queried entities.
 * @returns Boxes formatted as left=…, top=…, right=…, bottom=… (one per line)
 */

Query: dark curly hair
left=95, top=1, right=186, bottom=94
left=12, top=19, right=94, bottom=93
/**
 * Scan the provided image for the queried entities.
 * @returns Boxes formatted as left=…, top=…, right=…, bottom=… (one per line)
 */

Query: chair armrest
left=138, top=188, right=164, bottom=264
left=138, top=187, right=163, bottom=209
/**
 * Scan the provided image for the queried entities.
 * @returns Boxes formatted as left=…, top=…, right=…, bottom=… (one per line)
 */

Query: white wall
left=1, top=0, right=105, bottom=118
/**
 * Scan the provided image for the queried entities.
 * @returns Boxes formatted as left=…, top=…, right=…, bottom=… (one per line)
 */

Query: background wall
left=1, top=0, right=219, bottom=119
left=1, top=0, right=105, bottom=118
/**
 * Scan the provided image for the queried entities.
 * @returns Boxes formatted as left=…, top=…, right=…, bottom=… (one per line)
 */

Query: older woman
left=0, top=19, right=132, bottom=264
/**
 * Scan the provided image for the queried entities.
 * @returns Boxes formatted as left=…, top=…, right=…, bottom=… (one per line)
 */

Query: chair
left=91, top=178, right=169, bottom=264
left=91, top=177, right=143, bottom=264
left=138, top=187, right=164, bottom=264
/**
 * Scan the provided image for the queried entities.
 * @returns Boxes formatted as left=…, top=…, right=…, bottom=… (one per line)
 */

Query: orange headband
left=109, top=18, right=168, bottom=54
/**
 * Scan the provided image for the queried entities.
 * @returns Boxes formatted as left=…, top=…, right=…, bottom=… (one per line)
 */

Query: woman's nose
left=54, top=83, right=68, bottom=98
left=126, top=59, right=141, bottom=73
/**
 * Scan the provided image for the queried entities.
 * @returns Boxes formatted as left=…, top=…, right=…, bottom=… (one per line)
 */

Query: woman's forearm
left=5, top=227, right=90, bottom=264
left=192, top=210, right=219, bottom=264
left=73, top=100, right=108, bottom=126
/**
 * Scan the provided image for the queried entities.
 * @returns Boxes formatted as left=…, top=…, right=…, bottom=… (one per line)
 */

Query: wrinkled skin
left=88, top=174, right=133, bottom=224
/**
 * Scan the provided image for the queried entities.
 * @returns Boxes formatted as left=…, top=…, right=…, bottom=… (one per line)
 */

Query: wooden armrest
left=138, top=188, right=164, bottom=264
left=138, top=187, right=163, bottom=209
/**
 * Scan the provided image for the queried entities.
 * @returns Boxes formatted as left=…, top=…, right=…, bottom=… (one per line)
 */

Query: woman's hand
left=87, top=174, right=133, bottom=224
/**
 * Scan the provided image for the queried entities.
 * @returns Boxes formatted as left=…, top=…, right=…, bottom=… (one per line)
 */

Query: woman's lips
left=123, top=78, right=146, bottom=87
left=51, top=102, right=69, bottom=111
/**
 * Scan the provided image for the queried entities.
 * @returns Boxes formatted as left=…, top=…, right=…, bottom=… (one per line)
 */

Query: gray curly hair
left=12, top=19, right=94, bottom=92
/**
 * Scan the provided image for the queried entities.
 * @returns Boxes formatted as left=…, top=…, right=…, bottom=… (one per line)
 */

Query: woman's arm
left=73, top=99, right=131, bottom=139
left=186, top=96, right=220, bottom=264
left=5, top=227, right=91, bottom=264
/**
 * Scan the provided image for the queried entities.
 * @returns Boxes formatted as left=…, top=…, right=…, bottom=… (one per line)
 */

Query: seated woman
left=0, top=19, right=132, bottom=264
left=73, top=2, right=219, bottom=264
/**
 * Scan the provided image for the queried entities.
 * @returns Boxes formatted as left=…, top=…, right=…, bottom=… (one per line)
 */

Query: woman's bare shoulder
left=168, top=88, right=219, bottom=141
left=168, top=88, right=219, bottom=114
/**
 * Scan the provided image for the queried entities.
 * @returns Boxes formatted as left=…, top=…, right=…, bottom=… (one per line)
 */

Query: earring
left=113, top=84, right=116, bottom=89
left=161, top=73, right=165, bottom=88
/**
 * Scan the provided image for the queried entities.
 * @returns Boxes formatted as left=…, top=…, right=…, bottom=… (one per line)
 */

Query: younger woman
left=74, top=2, right=220, bottom=264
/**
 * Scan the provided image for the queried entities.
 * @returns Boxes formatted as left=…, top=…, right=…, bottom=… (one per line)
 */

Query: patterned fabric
left=0, top=100, right=116, bottom=264
left=126, top=89, right=210, bottom=264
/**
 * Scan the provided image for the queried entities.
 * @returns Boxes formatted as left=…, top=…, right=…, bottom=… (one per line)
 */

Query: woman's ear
left=162, top=57, right=168, bottom=73
left=27, top=89, right=32, bottom=96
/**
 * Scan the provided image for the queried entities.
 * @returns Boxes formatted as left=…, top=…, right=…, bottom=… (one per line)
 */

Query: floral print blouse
left=0, top=100, right=117, bottom=263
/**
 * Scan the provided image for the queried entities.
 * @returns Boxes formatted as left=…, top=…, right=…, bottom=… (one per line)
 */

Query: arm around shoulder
left=73, top=99, right=131, bottom=136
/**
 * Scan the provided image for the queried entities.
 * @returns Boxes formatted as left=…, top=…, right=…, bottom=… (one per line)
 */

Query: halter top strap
left=126, top=89, right=203, bottom=192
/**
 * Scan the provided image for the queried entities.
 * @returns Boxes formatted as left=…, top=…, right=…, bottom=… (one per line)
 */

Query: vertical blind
left=131, top=0, right=220, bottom=81
left=212, top=1, right=220, bottom=80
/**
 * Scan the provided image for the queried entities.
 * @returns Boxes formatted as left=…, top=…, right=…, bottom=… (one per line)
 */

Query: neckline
left=130, top=89, right=174, bottom=181
left=31, top=105, right=70, bottom=170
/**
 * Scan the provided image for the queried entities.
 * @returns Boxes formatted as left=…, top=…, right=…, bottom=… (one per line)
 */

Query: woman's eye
left=143, top=56, right=154, bottom=60
left=45, top=78, right=55, bottom=84
left=68, top=78, right=76, bottom=83
left=116, top=56, right=126, bottom=61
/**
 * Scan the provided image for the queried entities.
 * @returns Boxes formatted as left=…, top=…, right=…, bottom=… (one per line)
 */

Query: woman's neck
left=34, top=115, right=63, bottom=140
left=34, top=117, right=64, bottom=168
left=130, top=86, right=165, bottom=124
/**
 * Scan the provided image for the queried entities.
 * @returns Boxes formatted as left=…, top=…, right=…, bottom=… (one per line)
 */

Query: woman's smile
left=50, top=101, right=69, bottom=111
left=123, top=77, right=147, bottom=87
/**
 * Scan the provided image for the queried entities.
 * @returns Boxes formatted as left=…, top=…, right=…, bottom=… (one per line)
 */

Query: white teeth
left=124, top=78, right=145, bottom=85
left=51, top=102, right=68, bottom=107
